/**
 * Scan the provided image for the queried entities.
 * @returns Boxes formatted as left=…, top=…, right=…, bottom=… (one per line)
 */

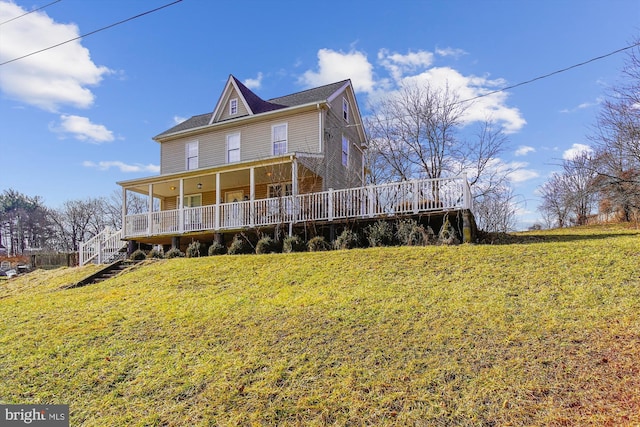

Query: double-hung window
left=342, top=97, right=349, bottom=122
left=229, top=98, right=238, bottom=115
left=268, top=182, right=293, bottom=198
left=186, top=141, right=198, bottom=170
left=272, top=123, right=287, bottom=155
left=227, top=133, right=240, bottom=163
left=341, top=135, right=349, bottom=167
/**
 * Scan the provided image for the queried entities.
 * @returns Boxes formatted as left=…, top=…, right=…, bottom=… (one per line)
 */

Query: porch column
left=249, top=167, right=255, bottom=227
left=178, top=179, right=184, bottom=233
left=292, top=158, right=299, bottom=223
left=121, top=187, right=127, bottom=237
left=214, top=172, right=221, bottom=230
left=291, top=158, right=299, bottom=195
left=147, top=183, right=153, bottom=235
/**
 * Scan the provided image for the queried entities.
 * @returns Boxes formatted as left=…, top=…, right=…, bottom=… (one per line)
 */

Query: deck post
left=328, top=188, right=334, bottom=222
left=413, top=181, right=420, bottom=214
left=367, top=186, right=374, bottom=217
left=122, top=187, right=127, bottom=238
left=250, top=167, right=255, bottom=227
left=147, top=183, right=153, bottom=236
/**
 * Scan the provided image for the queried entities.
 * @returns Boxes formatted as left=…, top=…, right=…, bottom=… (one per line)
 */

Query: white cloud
left=173, top=115, right=187, bottom=125
left=243, top=72, right=263, bottom=89
left=378, top=49, right=434, bottom=81
left=0, top=1, right=111, bottom=111
left=399, top=66, right=526, bottom=133
left=299, top=48, right=375, bottom=93
left=300, top=46, right=525, bottom=133
left=52, top=115, right=114, bottom=143
left=560, top=97, right=602, bottom=113
left=83, top=161, right=160, bottom=173
left=515, top=145, right=535, bottom=156
left=508, top=167, right=540, bottom=183
left=435, top=47, right=468, bottom=58
left=562, top=143, right=593, bottom=160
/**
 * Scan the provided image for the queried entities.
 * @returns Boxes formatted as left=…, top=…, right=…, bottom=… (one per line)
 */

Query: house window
left=272, top=123, right=287, bottom=155
left=227, top=133, right=240, bottom=163
left=342, top=135, right=349, bottom=167
left=186, top=141, right=198, bottom=170
left=268, top=182, right=293, bottom=198
left=342, top=97, right=349, bottom=122
left=230, top=98, right=238, bottom=115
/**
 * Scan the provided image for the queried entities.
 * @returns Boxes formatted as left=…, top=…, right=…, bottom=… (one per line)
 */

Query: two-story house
left=80, top=75, right=474, bottom=264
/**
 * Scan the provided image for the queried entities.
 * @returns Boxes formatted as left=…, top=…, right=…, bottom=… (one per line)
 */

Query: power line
left=0, top=0, right=183, bottom=66
left=0, top=0, right=62, bottom=26
left=456, top=42, right=640, bottom=105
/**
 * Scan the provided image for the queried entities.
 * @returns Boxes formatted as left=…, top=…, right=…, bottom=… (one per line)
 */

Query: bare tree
left=589, top=37, right=640, bottom=222
left=51, top=198, right=107, bottom=252
left=366, top=83, right=466, bottom=181
left=366, top=82, right=514, bottom=231
left=473, top=185, right=519, bottom=232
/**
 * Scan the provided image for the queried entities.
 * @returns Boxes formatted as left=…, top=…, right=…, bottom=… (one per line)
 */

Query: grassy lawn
left=0, top=225, right=639, bottom=426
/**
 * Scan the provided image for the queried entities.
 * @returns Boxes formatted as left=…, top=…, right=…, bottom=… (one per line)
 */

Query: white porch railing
left=79, top=227, right=126, bottom=266
left=122, top=176, right=472, bottom=239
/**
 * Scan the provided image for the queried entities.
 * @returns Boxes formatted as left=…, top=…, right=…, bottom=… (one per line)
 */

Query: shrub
left=333, top=229, right=360, bottom=250
left=147, top=248, right=164, bottom=259
left=186, top=241, right=207, bottom=258
left=255, top=236, right=279, bottom=254
left=165, top=248, right=185, bottom=259
left=438, top=216, right=460, bottom=245
left=227, top=234, right=253, bottom=255
left=283, top=235, right=306, bottom=253
left=396, top=219, right=433, bottom=246
left=129, top=249, right=147, bottom=261
left=308, top=236, right=330, bottom=252
left=208, top=241, right=226, bottom=256
left=366, top=220, right=395, bottom=247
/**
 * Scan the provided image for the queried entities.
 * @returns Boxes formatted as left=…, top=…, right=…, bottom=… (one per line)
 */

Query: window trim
left=229, top=98, right=238, bottom=115
left=226, top=133, right=241, bottom=163
left=342, top=97, right=349, bottom=122
left=185, top=140, right=199, bottom=170
left=341, top=135, right=349, bottom=167
left=272, top=122, right=288, bottom=156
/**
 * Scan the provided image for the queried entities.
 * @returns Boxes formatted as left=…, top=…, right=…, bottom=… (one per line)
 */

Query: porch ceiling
left=121, top=160, right=305, bottom=199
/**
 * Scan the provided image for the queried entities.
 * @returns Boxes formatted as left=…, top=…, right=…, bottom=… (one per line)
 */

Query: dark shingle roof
left=268, top=79, right=349, bottom=107
left=154, top=77, right=351, bottom=140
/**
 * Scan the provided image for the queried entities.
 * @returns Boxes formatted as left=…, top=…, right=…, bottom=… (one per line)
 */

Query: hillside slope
left=1, top=225, right=639, bottom=426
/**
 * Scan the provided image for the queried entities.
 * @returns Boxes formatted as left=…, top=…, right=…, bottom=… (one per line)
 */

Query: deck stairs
left=63, top=259, right=140, bottom=289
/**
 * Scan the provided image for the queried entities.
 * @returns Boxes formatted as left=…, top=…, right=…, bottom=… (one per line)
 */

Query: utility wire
left=0, top=0, right=62, bottom=26
left=456, top=41, right=640, bottom=105
left=0, top=0, right=183, bottom=66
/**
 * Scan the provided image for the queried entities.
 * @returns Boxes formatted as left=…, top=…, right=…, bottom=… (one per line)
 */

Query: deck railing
left=122, top=176, right=471, bottom=239
left=79, top=227, right=125, bottom=266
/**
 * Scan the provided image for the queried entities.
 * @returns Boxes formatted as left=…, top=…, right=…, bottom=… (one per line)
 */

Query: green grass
left=1, top=224, right=639, bottom=426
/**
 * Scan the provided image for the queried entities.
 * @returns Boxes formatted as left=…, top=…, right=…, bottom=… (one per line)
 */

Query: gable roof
left=154, top=76, right=354, bottom=140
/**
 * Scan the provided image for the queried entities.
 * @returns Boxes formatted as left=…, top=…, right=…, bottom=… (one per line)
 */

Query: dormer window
left=229, top=98, right=238, bottom=115
left=342, top=97, right=349, bottom=122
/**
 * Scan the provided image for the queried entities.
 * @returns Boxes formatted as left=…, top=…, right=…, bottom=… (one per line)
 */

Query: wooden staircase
left=63, top=260, right=140, bottom=289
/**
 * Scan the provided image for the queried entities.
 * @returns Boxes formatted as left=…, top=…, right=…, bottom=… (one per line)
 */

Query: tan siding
left=217, top=87, right=249, bottom=122
left=159, top=109, right=321, bottom=172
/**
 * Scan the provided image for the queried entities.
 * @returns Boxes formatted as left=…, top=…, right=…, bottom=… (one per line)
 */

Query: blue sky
left=0, top=0, right=638, bottom=229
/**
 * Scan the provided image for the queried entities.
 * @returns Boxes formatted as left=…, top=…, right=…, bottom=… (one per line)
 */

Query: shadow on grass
left=476, top=229, right=640, bottom=245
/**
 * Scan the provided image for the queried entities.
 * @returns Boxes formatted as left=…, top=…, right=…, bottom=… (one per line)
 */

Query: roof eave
left=154, top=101, right=327, bottom=142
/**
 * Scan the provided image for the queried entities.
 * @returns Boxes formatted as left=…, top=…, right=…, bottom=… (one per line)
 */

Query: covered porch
left=120, top=173, right=473, bottom=246
left=118, top=154, right=323, bottom=245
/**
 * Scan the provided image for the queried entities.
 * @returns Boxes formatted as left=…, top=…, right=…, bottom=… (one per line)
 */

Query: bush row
left=129, top=219, right=459, bottom=260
